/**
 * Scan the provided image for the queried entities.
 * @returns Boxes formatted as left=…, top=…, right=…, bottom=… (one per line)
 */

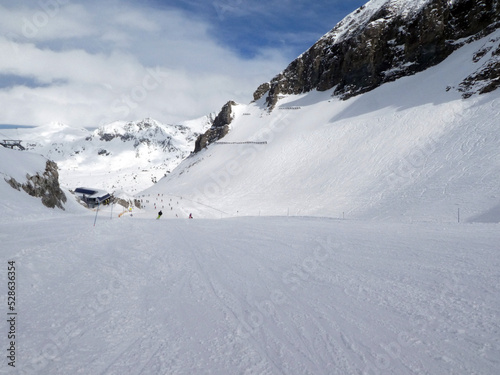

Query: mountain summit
left=253, top=0, right=499, bottom=108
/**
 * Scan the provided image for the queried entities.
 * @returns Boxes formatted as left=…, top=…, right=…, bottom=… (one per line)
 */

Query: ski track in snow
left=1, top=215, right=499, bottom=374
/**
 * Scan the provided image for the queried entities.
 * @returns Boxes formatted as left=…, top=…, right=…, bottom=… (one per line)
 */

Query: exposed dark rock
left=99, top=133, right=115, bottom=142
left=254, top=0, right=500, bottom=108
left=253, top=82, right=271, bottom=102
left=4, top=160, right=67, bottom=209
left=194, top=101, right=236, bottom=152
left=134, top=199, right=141, bottom=208
left=5, top=178, right=21, bottom=191
left=98, top=149, right=110, bottom=156
left=459, top=41, right=500, bottom=97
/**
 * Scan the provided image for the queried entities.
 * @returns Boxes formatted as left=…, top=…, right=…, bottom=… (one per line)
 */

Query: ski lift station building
left=75, top=187, right=111, bottom=208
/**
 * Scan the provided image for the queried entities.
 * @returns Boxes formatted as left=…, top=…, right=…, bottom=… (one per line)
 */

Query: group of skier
left=156, top=211, right=193, bottom=220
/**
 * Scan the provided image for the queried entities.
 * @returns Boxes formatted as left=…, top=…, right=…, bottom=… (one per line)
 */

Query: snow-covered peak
left=257, top=0, right=499, bottom=106
left=4, top=116, right=212, bottom=194
left=94, top=118, right=170, bottom=141
left=92, top=117, right=213, bottom=146
left=321, top=0, right=431, bottom=44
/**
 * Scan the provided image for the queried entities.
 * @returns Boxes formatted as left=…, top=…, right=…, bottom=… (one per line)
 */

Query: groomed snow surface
left=1, top=212, right=499, bottom=374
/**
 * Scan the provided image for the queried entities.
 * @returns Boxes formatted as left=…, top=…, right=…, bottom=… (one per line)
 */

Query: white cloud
left=112, top=9, right=162, bottom=32
left=0, top=3, right=96, bottom=41
left=0, top=1, right=289, bottom=127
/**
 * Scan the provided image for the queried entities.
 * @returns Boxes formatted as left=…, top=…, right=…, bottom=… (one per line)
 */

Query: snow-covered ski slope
left=142, top=29, right=500, bottom=223
left=1, top=212, right=499, bottom=374
left=1, top=148, right=498, bottom=374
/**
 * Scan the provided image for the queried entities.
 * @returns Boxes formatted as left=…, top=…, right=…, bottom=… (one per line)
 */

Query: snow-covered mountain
left=5, top=116, right=212, bottom=194
left=254, top=0, right=499, bottom=107
left=141, top=0, right=500, bottom=223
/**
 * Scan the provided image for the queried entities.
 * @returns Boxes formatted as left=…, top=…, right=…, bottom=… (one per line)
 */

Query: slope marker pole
left=94, top=202, right=100, bottom=227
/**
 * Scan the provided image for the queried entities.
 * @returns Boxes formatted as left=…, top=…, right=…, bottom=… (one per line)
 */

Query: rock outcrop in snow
left=194, top=101, right=237, bottom=152
left=457, top=33, right=500, bottom=97
left=2, top=152, right=67, bottom=210
left=254, top=0, right=500, bottom=108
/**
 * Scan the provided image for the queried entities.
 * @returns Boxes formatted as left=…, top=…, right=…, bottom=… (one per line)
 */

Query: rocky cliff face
left=254, top=0, right=500, bottom=108
left=194, top=101, right=236, bottom=152
left=6, top=160, right=67, bottom=209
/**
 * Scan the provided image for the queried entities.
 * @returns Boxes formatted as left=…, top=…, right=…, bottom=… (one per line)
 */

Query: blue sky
left=142, top=0, right=367, bottom=58
left=0, top=0, right=367, bottom=127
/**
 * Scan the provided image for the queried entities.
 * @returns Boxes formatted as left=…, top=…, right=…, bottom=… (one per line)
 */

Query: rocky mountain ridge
left=253, top=0, right=500, bottom=108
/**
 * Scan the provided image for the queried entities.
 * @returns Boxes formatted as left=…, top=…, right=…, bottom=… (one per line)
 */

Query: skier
left=189, top=213, right=193, bottom=219
left=157, top=210, right=163, bottom=219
